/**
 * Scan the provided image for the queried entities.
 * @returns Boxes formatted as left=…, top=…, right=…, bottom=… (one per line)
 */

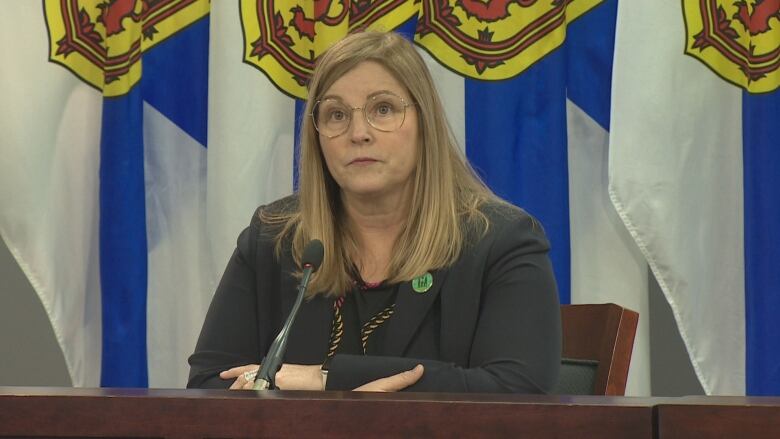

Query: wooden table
left=0, top=387, right=656, bottom=438
left=657, top=396, right=780, bottom=439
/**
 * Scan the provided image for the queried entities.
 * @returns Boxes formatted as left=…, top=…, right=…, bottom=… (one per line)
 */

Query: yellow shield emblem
left=683, top=0, right=780, bottom=93
left=240, top=0, right=418, bottom=99
left=415, top=0, right=604, bottom=80
left=44, top=0, right=209, bottom=97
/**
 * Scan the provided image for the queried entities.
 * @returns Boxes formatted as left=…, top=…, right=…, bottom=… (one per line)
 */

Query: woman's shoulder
left=247, top=194, right=297, bottom=233
left=253, top=194, right=299, bottom=221
left=479, top=199, right=524, bottom=220
left=477, top=200, right=540, bottom=230
left=238, top=194, right=299, bottom=248
left=467, top=200, right=549, bottom=249
left=236, top=195, right=298, bottom=263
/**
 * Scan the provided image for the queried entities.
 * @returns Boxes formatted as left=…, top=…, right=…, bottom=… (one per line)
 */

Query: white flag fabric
left=609, top=0, right=779, bottom=394
left=207, top=2, right=295, bottom=268
left=0, top=2, right=104, bottom=386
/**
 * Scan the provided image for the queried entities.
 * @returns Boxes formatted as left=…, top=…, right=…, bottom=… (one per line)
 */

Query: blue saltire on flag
left=99, top=85, right=149, bottom=387
left=99, top=16, right=209, bottom=388
left=744, top=90, right=780, bottom=395
left=566, top=0, right=615, bottom=132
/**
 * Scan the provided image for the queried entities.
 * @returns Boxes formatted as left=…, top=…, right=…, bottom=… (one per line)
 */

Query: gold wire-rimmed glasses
left=311, top=92, right=415, bottom=139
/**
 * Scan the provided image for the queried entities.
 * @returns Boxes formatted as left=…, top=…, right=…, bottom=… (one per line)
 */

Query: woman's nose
left=349, top=109, right=372, bottom=144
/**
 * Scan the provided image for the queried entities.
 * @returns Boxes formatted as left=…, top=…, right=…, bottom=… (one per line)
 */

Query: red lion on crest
left=97, top=0, right=149, bottom=36
left=290, top=0, right=345, bottom=40
left=734, top=0, right=780, bottom=34
left=458, top=0, right=541, bottom=22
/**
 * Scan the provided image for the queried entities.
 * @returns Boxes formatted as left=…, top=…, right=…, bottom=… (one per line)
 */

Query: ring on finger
left=243, top=369, right=258, bottom=382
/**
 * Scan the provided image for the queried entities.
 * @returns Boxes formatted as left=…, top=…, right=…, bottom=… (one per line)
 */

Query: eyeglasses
left=311, top=92, right=414, bottom=139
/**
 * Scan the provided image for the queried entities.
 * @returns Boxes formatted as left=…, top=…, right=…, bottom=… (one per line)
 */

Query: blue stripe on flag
left=294, top=99, right=306, bottom=190
left=744, top=89, right=780, bottom=395
left=100, top=86, right=149, bottom=387
left=99, top=19, right=209, bottom=388
left=142, top=17, right=210, bottom=146
left=565, top=0, right=616, bottom=131
left=465, top=50, right=571, bottom=304
left=395, top=17, right=417, bottom=39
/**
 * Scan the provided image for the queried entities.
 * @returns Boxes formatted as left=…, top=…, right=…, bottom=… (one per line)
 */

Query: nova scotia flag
left=609, top=0, right=780, bottom=395
left=0, top=0, right=217, bottom=387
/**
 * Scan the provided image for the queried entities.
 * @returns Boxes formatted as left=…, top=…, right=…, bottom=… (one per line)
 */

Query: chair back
left=554, top=303, right=639, bottom=395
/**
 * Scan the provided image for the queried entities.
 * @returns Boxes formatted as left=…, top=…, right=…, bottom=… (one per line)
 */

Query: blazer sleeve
left=325, top=212, right=561, bottom=393
left=186, top=210, right=264, bottom=389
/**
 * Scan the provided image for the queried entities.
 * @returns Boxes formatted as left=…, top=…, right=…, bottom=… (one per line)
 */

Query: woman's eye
left=330, top=110, right=346, bottom=121
left=375, top=103, right=393, bottom=116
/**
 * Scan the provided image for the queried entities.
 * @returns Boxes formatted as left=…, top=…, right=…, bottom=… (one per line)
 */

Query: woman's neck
left=341, top=191, right=410, bottom=283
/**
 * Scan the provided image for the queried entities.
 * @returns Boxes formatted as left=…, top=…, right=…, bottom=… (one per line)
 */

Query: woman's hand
left=274, top=364, right=325, bottom=390
left=220, top=363, right=424, bottom=392
left=220, top=364, right=260, bottom=390
left=354, top=364, right=424, bottom=392
left=220, top=363, right=324, bottom=390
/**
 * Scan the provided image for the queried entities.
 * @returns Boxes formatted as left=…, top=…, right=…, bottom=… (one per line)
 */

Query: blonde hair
left=263, top=31, right=505, bottom=296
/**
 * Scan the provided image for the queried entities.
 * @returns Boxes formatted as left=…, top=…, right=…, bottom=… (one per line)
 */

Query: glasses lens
left=365, top=94, right=406, bottom=132
left=314, top=99, right=350, bottom=137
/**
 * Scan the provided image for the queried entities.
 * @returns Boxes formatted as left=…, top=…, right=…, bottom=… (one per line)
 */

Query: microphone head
left=301, top=239, right=324, bottom=271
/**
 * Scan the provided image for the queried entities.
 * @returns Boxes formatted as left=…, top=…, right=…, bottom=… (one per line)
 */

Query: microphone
left=253, top=239, right=324, bottom=390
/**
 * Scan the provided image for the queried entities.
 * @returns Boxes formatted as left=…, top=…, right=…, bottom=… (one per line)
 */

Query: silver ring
left=243, top=369, right=258, bottom=382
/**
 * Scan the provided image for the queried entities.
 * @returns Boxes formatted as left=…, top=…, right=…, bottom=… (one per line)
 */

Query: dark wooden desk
left=0, top=387, right=655, bottom=438
left=657, top=396, right=780, bottom=439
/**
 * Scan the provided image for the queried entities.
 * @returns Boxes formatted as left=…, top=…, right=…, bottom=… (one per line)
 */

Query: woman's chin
left=340, top=183, right=402, bottom=201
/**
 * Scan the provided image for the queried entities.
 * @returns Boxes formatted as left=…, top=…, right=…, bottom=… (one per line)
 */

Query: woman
left=187, top=31, right=561, bottom=393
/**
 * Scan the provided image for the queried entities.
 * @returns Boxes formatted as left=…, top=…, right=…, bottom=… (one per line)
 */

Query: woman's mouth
left=349, top=157, right=378, bottom=165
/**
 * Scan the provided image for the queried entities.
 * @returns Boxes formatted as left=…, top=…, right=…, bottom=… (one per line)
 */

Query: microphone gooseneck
left=253, top=239, right=324, bottom=390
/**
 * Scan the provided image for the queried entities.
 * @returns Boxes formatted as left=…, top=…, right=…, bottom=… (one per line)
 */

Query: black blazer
left=188, top=196, right=561, bottom=393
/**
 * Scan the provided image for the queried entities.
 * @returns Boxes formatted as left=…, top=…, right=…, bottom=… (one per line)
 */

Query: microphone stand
left=253, top=263, right=316, bottom=390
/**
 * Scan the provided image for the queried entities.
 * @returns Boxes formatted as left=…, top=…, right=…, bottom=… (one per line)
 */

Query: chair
left=553, top=303, right=639, bottom=396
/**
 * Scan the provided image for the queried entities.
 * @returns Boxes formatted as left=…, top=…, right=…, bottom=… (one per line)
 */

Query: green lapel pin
left=412, top=272, right=433, bottom=293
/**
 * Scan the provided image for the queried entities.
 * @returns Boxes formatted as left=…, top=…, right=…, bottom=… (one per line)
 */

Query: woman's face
left=316, top=61, right=419, bottom=203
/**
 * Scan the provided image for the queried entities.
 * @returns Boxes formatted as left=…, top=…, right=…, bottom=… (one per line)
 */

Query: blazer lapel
left=383, top=269, right=449, bottom=357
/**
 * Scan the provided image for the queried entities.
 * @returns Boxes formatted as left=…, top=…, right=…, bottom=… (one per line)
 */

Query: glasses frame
left=310, top=92, right=415, bottom=139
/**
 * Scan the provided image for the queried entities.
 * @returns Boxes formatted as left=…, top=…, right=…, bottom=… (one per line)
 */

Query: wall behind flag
left=0, top=238, right=72, bottom=387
